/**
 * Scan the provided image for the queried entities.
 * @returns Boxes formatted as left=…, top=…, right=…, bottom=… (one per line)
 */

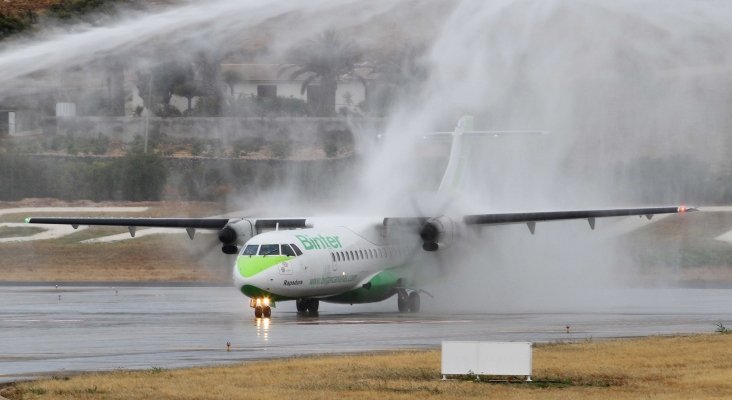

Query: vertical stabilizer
left=437, top=116, right=473, bottom=195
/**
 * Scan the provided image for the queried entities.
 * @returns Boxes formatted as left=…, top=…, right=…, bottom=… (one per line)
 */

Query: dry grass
left=0, top=201, right=231, bottom=282
left=4, top=334, right=732, bottom=400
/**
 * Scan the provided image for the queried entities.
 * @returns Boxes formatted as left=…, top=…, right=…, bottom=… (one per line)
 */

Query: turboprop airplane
left=27, top=116, right=696, bottom=318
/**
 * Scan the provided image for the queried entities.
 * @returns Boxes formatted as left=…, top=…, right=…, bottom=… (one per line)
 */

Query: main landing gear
left=251, top=297, right=272, bottom=318
left=296, top=298, right=319, bottom=316
left=397, top=289, right=420, bottom=313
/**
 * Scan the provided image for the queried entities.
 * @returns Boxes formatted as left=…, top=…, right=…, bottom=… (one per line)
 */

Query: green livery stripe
left=324, top=266, right=408, bottom=304
left=237, top=255, right=292, bottom=277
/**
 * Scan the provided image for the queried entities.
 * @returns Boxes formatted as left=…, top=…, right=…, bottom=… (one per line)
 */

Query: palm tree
left=172, top=81, right=200, bottom=114
left=364, top=44, right=428, bottom=115
left=222, top=70, right=243, bottom=97
left=279, top=30, right=362, bottom=117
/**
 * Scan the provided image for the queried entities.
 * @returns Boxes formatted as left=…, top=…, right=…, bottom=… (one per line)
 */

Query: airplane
left=26, top=116, right=696, bottom=318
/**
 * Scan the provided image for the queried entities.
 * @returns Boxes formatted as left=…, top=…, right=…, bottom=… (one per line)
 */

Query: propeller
left=406, top=192, right=454, bottom=276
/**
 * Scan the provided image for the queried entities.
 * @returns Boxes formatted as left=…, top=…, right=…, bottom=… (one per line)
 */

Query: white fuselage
left=232, top=218, right=416, bottom=302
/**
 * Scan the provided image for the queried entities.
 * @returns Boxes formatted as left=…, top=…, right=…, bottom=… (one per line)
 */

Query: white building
left=220, top=63, right=367, bottom=112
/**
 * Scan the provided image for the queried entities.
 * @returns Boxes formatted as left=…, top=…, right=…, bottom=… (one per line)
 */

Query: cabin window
left=259, top=244, right=280, bottom=256
left=369, top=249, right=374, bottom=258
left=242, top=245, right=259, bottom=256
left=290, top=243, right=303, bottom=256
left=281, top=244, right=296, bottom=257
left=331, top=253, right=335, bottom=262
left=350, top=251, right=355, bottom=260
left=359, top=250, right=364, bottom=259
left=336, top=252, right=341, bottom=262
left=345, top=252, right=350, bottom=261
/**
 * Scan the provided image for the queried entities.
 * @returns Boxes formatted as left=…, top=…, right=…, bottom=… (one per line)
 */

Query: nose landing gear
left=251, top=297, right=272, bottom=318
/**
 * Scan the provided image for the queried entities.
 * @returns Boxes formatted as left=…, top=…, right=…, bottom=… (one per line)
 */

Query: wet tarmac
left=1, top=285, right=731, bottom=382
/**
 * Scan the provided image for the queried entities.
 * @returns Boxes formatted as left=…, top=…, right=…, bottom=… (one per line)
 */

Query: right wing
left=25, top=217, right=309, bottom=253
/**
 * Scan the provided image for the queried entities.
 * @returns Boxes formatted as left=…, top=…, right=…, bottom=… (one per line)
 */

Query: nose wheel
left=254, top=305, right=272, bottom=318
left=251, top=297, right=273, bottom=318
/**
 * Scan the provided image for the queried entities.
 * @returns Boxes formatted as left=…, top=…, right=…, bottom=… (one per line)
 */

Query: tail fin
left=436, top=116, right=473, bottom=195
left=435, top=116, right=547, bottom=196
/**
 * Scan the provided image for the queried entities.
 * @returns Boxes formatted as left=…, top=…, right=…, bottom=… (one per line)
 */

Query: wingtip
left=24, top=217, right=31, bottom=224
left=678, top=205, right=698, bottom=213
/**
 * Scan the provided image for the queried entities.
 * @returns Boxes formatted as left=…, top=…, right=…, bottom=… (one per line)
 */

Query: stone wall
left=44, top=116, right=383, bottom=145
left=4, top=153, right=356, bottom=202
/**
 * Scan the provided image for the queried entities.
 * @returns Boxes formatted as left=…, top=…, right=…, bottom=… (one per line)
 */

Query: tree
left=172, top=81, right=201, bottom=113
left=194, top=51, right=224, bottom=116
left=222, top=70, right=243, bottom=97
left=136, top=60, right=193, bottom=114
left=280, top=30, right=362, bottom=117
left=363, top=43, right=429, bottom=115
left=103, top=58, right=125, bottom=116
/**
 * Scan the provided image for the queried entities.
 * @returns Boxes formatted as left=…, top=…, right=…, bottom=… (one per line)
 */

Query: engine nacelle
left=218, top=219, right=255, bottom=254
left=419, top=216, right=458, bottom=251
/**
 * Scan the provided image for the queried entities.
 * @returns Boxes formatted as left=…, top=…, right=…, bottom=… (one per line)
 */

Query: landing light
left=678, top=205, right=696, bottom=213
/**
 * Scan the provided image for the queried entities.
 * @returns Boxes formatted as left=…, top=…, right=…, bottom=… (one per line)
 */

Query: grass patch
left=10, top=335, right=732, bottom=400
left=0, top=201, right=230, bottom=282
left=0, top=226, right=44, bottom=238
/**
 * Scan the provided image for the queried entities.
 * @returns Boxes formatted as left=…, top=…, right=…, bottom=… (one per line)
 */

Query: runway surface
left=1, top=285, right=731, bottom=382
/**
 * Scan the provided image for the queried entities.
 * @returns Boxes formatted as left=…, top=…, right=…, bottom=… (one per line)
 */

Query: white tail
left=436, top=116, right=547, bottom=195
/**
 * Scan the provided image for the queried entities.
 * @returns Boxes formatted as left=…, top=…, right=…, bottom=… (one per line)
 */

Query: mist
left=2, top=0, right=731, bottom=310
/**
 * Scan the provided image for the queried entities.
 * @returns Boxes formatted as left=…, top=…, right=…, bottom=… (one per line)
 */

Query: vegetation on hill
left=0, top=0, right=172, bottom=39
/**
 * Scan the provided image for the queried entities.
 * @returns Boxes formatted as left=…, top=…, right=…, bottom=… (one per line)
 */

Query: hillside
left=0, top=0, right=178, bottom=39
left=0, top=0, right=62, bottom=17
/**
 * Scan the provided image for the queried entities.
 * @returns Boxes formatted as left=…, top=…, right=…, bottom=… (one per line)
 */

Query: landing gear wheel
left=263, top=305, right=272, bottom=318
left=308, top=299, right=319, bottom=315
left=408, top=291, right=420, bottom=313
left=296, top=299, right=308, bottom=313
left=397, top=292, right=409, bottom=313
left=254, top=305, right=263, bottom=318
left=296, top=299, right=319, bottom=316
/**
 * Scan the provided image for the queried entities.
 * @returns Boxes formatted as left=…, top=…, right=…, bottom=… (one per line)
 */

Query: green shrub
left=120, top=150, right=168, bottom=201
left=190, top=139, right=203, bottom=156
left=91, top=133, right=110, bottom=155
left=270, top=140, right=292, bottom=159
left=0, top=14, right=30, bottom=39
left=232, top=137, right=264, bottom=157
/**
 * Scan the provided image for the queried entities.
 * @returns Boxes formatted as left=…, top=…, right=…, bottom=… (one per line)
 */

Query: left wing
left=462, top=206, right=695, bottom=231
left=386, top=205, right=696, bottom=251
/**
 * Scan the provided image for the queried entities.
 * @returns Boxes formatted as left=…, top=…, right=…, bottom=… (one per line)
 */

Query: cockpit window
left=259, top=244, right=280, bottom=256
left=281, top=244, right=296, bottom=257
left=290, top=243, right=303, bottom=256
left=242, top=245, right=259, bottom=256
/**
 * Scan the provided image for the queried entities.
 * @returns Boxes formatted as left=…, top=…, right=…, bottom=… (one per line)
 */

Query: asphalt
left=1, top=285, right=731, bottom=382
